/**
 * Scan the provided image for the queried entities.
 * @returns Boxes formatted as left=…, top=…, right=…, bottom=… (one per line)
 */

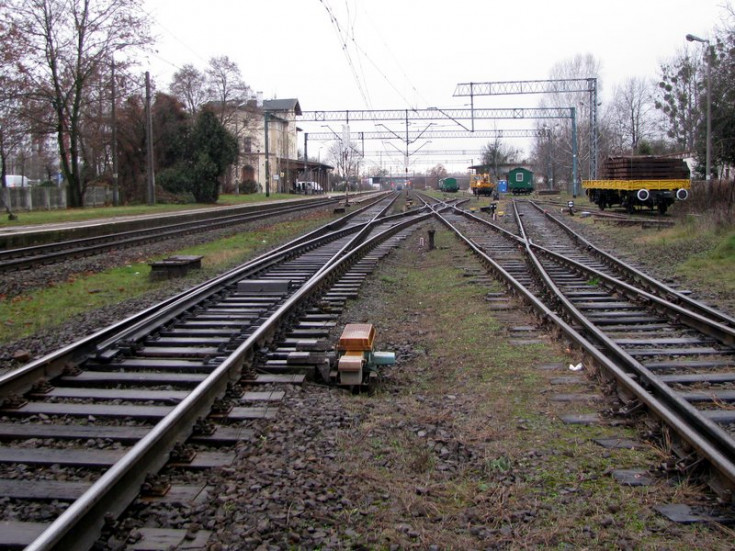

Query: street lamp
left=686, top=33, right=712, bottom=181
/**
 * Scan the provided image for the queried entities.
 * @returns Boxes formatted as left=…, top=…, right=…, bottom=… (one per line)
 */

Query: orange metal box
left=338, top=324, right=375, bottom=351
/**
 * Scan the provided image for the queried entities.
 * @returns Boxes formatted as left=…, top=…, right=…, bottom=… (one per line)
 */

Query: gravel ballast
left=1, top=201, right=733, bottom=549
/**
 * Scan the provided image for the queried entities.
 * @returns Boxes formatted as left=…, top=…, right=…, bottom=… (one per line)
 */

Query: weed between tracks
left=333, top=226, right=730, bottom=549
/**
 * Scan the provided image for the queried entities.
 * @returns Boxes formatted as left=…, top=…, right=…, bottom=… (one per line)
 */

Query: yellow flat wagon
left=583, top=180, right=690, bottom=214
left=584, top=156, right=691, bottom=214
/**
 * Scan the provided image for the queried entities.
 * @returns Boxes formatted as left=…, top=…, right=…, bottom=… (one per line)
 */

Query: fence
left=1, top=185, right=114, bottom=211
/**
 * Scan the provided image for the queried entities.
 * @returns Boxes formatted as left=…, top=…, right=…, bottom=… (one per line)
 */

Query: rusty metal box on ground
left=338, top=324, right=375, bottom=351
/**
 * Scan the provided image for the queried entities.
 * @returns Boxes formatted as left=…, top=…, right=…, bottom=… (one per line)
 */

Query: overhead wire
left=318, top=0, right=372, bottom=110
left=343, top=0, right=373, bottom=110
left=139, top=2, right=212, bottom=85
left=358, top=4, right=431, bottom=108
left=320, top=0, right=396, bottom=163
left=317, top=0, right=447, bottom=174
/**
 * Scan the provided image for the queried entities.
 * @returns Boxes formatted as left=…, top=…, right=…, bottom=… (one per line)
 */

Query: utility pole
left=234, top=117, right=239, bottom=195
left=686, top=34, right=712, bottom=180
left=111, top=59, right=119, bottom=206
left=144, top=71, right=155, bottom=205
left=571, top=107, right=578, bottom=197
left=303, top=132, right=308, bottom=186
left=264, top=112, right=270, bottom=197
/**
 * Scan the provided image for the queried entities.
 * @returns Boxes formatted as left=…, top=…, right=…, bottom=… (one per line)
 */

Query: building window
left=243, top=137, right=252, bottom=153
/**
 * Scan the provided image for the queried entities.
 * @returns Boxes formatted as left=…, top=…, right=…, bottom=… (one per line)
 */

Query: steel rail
left=0, top=197, right=343, bottom=273
left=1, top=198, right=337, bottom=257
left=449, top=201, right=735, bottom=345
left=311, top=191, right=402, bottom=279
left=526, top=199, right=735, bottom=328
left=528, top=241, right=735, bottom=348
left=414, top=192, right=469, bottom=212
left=24, top=207, right=431, bottom=550
left=434, top=208, right=735, bottom=495
left=0, top=194, right=399, bottom=400
left=509, top=202, right=735, bottom=485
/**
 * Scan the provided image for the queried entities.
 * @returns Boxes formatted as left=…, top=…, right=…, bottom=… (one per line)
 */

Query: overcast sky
left=143, top=0, right=730, bottom=172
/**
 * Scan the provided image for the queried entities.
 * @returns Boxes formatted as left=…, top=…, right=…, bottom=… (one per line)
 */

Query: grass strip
left=0, top=193, right=297, bottom=228
left=0, top=213, right=331, bottom=344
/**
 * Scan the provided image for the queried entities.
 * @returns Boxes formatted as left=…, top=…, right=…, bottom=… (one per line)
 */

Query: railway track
left=0, top=192, right=432, bottom=550
left=435, top=199, right=735, bottom=502
left=532, top=197, right=676, bottom=227
left=0, top=196, right=348, bottom=273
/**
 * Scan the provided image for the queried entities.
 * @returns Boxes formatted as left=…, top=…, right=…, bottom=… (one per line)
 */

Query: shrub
left=240, top=179, right=259, bottom=194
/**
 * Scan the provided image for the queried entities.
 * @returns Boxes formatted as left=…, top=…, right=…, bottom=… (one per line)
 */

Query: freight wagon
left=583, top=156, right=690, bottom=214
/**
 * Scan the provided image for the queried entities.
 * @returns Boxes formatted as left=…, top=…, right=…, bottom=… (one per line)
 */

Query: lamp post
left=686, top=33, right=712, bottom=181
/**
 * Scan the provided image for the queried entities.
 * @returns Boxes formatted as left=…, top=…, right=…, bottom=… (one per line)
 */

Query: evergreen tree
left=189, top=109, right=237, bottom=203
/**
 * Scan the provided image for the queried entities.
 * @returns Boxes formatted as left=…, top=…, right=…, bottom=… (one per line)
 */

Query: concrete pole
left=571, top=107, right=578, bottom=198
left=111, top=59, right=119, bottom=206
left=144, top=71, right=155, bottom=205
left=264, top=112, right=270, bottom=197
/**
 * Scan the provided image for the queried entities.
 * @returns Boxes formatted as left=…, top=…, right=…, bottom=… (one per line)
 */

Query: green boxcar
left=507, top=167, right=534, bottom=195
left=439, top=177, right=458, bottom=192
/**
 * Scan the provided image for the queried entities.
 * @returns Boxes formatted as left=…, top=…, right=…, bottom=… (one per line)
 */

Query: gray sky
left=143, top=0, right=729, bottom=172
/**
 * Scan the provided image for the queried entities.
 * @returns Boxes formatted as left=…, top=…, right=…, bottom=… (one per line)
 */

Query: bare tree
left=711, top=3, right=735, bottom=171
left=7, top=0, right=152, bottom=207
left=427, top=163, right=448, bottom=189
left=0, top=12, right=27, bottom=217
left=206, top=55, right=251, bottom=125
left=537, top=54, right=603, bottom=185
left=608, top=77, right=656, bottom=154
left=655, top=48, right=703, bottom=153
left=481, top=138, right=521, bottom=181
left=170, top=64, right=207, bottom=117
left=326, top=139, right=362, bottom=184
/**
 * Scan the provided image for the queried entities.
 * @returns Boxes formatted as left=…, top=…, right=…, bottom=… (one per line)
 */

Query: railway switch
left=335, top=323, right=395, bottom=387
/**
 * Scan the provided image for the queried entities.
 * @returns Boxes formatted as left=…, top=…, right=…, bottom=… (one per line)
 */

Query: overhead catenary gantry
left=305, top=128, right=552, bottom=141
left=453, top=78, right=598, bottom=179
left=297, top=107, right=580, bottom=193
left=298, top=106, right=574, bottom=123
left=305, top=130, right=551, bottom=172
left=361, top=149, right=504, bottom=157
